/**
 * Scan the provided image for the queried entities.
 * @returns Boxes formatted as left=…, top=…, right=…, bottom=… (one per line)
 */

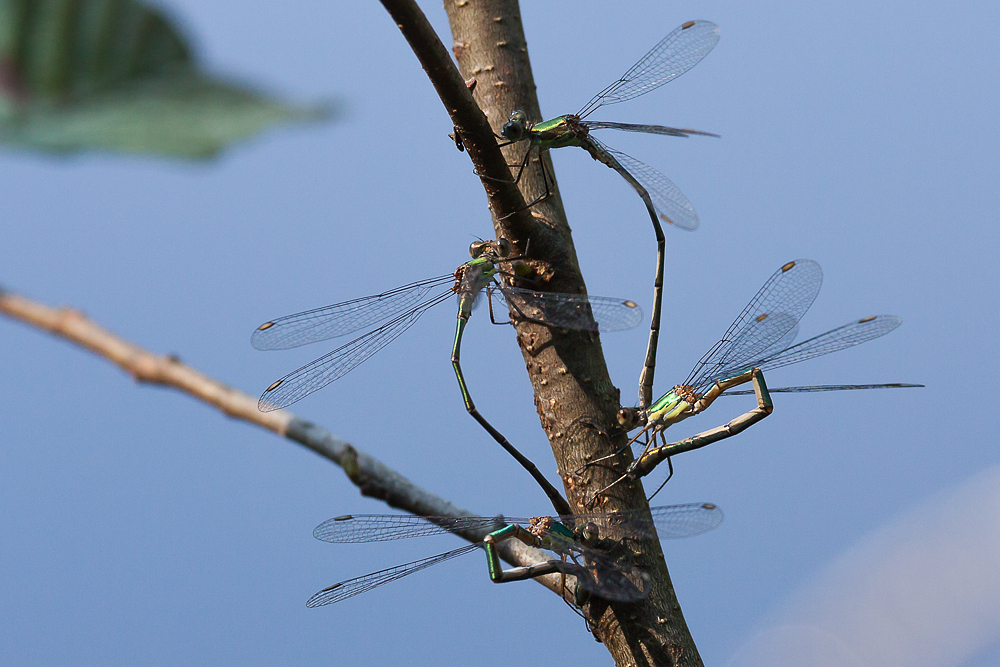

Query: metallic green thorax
left=645, top=389, right=695, bottom=427
left=454, top=256, right=498, bottom=314
left=639, top=369, right=762, bottom=435
left=642, top=362, right=776, bottom=432
left=631, top=369, right=773, bottom=477
left=527, top=115, right=587, bottom=150
left=451, top=254, right=499, bottom=372
left=585, top=369, right=775, bottom=504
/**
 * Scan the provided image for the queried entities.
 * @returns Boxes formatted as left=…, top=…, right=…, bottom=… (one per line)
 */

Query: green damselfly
left=306, top=502, right=722, bottom=607
left=497, top=20, right=721, bottom=413
left=587, top=259, right=922, bottom=501
left=253, top=240, right=642, bottom=514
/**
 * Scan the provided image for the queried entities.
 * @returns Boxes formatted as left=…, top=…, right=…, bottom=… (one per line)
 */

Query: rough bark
left=379, top=0, right=705, bottom=664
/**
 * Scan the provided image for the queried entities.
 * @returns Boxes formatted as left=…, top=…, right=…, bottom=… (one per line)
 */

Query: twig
left=0, top=286, right=572, bottom=598
left=378, top=0, right=534, bottom=234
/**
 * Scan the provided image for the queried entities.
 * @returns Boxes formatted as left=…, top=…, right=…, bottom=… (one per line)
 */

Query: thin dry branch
left=0, top=286, right=572, bottom=598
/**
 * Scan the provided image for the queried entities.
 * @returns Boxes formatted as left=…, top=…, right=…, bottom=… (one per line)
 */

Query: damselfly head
left=494, top=238, right=512, bottom=258
left=468, top=240, right=488, bottom=258
left=471, top=238, right=512, bottom=261
left=616, top=407, right=643, bottom=429
left=501, top=110, right=528, bottom=141
left=577, top=522, right=600, bottom=547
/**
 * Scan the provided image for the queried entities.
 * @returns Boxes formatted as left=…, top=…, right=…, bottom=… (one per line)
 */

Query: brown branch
left=377, top=1, right=707, bottom=665
left=0, top=286, right=573, bottom=599
left=378, top=0, right=533, bottom=233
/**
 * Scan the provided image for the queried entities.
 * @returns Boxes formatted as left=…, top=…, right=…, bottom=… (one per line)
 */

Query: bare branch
left=0, top=286, right=573, bottom=599
left=378, top=0, right=534, bottom=233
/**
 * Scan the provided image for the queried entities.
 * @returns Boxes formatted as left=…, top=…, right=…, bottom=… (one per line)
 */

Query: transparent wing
left=701, top=319, right=801, bottom=385
left=712, top=315, right=904, bottom=393
left=723, top=382, right=924, bottom=395
left=647, top=502, right=724, bottom=539
left=497, top=285, right=644, bottom=333
left=556, top=502, right=723, bottom=541
left=583, top=121, right=720, bottom=139
left=588, top=136, right=699, bottom=231
left=751, top=315, right=903, bottom=373
left=251, top=274, right=453, bottom=350
left=313, top=514, right=503, bottom=543
left=705, top=313, right=799, bottom=383
left=577, top=20, right=720, bottom=118
left=685, top=260, right=823, bottom=392
left=561, top=549, right=651, bottom=602
left=305, top=544, right=480, bottom=607
left=313, top=502, right=722, bottom=545
left=757, top=323, right=800, bottom=359
left=258, top=291, right=452, bottom=411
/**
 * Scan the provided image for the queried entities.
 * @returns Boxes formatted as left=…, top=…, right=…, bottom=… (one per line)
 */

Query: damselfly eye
left=469, top=241, right=487, bottom=258
left=580, top=522, right=599, bottom=545
left=501, top=110, right=527, bottom=140
left=616, top=407, right=635, bottom=427
left=495, top=238, right=512, bottom=258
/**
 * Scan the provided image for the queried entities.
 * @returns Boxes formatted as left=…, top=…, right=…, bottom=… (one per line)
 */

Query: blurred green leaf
left=0, top=0, right=332, bottom=158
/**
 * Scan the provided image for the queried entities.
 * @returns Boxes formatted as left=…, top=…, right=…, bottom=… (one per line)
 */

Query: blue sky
left=1, top=1, right=998, bottom=665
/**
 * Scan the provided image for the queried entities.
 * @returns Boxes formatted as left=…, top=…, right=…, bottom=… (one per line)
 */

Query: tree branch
left=0, top=286, right=573, bottom=599
left=378, top=0, right=533, bottom=232
left=377, top=1, right=706, bottom=665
